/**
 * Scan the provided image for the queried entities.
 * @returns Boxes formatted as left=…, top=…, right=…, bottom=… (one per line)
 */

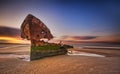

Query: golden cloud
left=0, top=36, right=30, bottom=44
left=0, top=26, right=30, bottom=44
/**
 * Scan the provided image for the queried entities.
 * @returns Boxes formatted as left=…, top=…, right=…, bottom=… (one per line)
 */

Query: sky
left=0, top=0, right=120, bottom=44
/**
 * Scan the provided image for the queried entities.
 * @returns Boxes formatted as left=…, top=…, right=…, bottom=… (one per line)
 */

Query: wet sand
left=0, top=55, right=120, bottom=74
left=0, top=45, right=120, bottom=74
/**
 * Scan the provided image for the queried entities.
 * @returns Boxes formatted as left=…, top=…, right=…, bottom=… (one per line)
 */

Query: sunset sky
left=0, top=0, right=120, bottom=44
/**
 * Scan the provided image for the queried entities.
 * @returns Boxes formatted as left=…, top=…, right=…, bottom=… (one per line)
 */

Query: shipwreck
left=21, top=14, right=70, bottom=60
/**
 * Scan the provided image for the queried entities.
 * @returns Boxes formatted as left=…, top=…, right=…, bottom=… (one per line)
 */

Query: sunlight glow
left=0, top=36, right=30, bottom=44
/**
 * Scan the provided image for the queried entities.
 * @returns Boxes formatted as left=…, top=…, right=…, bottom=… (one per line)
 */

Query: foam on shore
left=0, top=54, right=30, bottom=61
left=67, top=50, right=105, bottom=57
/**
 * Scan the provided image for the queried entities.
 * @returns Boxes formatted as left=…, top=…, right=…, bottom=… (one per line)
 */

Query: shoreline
left=0, top=45, right=120, bottom=74
left=70, top=47, right=120, bottom=57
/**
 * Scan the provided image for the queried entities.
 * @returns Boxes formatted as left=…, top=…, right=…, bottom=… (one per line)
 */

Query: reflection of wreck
left=21, top=14, right=53, bottom=46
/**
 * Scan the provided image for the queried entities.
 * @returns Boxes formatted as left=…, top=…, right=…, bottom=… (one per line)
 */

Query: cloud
left=59, top=35, right=120, bottom=44
left=1, top=26, right=119, bottom=44
left=61, top=35, right=97, bottom=41
left=0, top=26, right=26, bottom=43
left=71, top=36, right=97, bottom=40
left=0, top=26, right=20, bottom=37
left=92, top=35, right=120, bottom=43
left=0, top=36, right=30, bottom=44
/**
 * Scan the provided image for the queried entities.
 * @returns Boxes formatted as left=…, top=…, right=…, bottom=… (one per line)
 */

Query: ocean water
left=67, top=50, right=105, bottom=57
left=67, top=43, right=120, bottom=57
left=71, top=43, right=120, bottom=50
left=0, top=43, right=120, bottom=60
left=0, top=44, right=30, bottom=61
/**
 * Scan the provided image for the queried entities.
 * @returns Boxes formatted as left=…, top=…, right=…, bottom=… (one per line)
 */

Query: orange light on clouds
left=0, top=36, right=30, bottom=44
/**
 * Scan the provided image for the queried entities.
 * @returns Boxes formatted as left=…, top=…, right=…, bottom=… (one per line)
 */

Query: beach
left=0, top=44, right=120, bottom=74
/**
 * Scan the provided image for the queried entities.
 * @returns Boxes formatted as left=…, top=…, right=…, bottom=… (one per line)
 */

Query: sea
left=71, top=43, right=120, bottom=50
left=0, top=44, right=30, bottom=61
left=0, top=43, right=120, bottom=61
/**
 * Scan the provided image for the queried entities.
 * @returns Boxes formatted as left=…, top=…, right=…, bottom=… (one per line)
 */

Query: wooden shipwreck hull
left=21, top=14, right=53, bottom=46
left=21, top=14, right=67, bottom=60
